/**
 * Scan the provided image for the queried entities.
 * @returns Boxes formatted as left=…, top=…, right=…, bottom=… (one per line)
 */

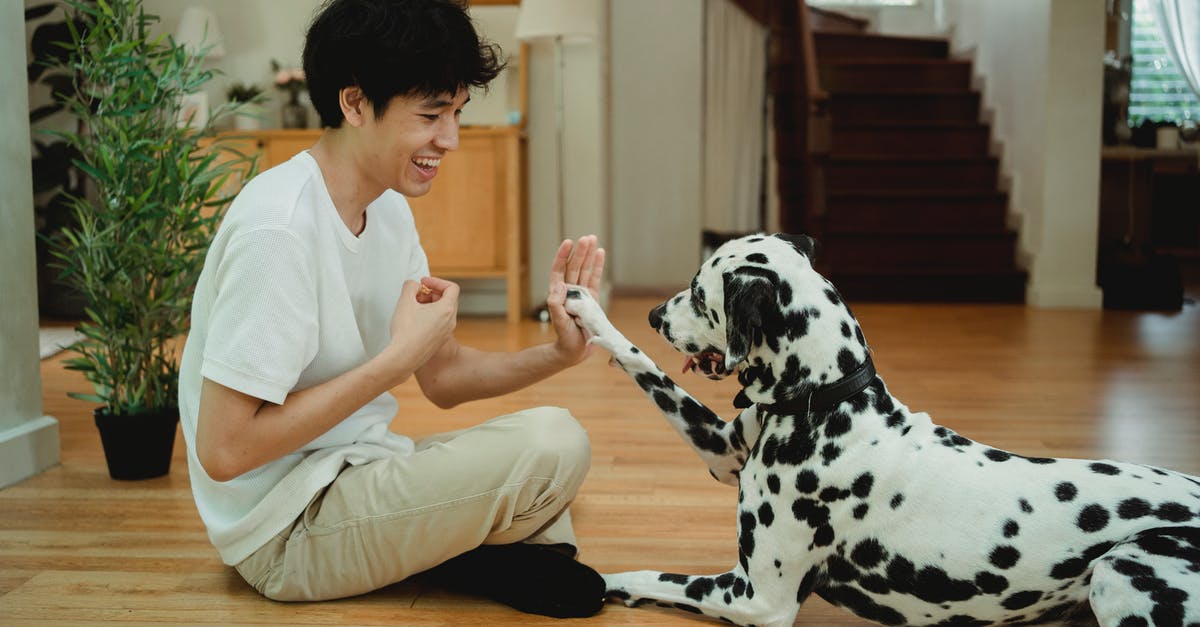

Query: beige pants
left=234, top=407, right=591, bottom=601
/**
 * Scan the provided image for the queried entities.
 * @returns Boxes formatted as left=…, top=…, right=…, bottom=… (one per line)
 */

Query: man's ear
left=773, top=233, right=820, bottom=262
left=723, top=275, right=774, bottom=371
left=339, top=86, right=369, bottom=127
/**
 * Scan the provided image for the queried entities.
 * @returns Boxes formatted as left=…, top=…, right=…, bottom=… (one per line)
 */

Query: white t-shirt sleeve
left=201, top=227, right=319, bottom=404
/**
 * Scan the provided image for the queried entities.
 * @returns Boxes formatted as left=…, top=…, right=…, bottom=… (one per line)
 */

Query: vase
left=281, top=93, right=308, bottom=129
left=94, top=407, right=179, bottom=480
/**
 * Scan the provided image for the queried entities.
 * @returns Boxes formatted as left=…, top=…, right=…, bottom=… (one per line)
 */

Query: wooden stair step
left=829, top=90, right=980, bottom=122
left=815, top=32, right=950, bottom=60
left=821, top=233, right=1020, bottom=274
left=826, top=190, right=1009, bottom=234
left=822, top=156, right=999, bottom=192
left=820, top=59, right=973, bottom=91
left=831, top=122, right=992, bottom=156
left=830, top=271, right=1027, bottom=302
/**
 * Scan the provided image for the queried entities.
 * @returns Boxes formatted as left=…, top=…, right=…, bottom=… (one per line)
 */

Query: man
left=177, top=0, right=607, bottom=618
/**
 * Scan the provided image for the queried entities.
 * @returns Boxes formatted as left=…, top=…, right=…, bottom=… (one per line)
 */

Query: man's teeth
left=414, top=157, right=440, bottom=168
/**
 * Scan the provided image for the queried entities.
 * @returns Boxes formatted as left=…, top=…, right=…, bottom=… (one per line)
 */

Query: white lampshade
left=514, top=0, right=600, bottom=43
left=175, top=6, right=226, bottom=60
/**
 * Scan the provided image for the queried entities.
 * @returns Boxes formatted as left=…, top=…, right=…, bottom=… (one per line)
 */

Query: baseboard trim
left=0, top=415, right=60, bottom=489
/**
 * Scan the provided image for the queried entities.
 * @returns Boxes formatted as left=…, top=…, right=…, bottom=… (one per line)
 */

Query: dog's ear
left=773, top=233, right=820, bottom=262
left=723, top=274, right=774, bottom=371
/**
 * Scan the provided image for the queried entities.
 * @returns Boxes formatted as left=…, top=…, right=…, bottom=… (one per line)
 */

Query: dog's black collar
left=741, top=356, right=877, bottom=414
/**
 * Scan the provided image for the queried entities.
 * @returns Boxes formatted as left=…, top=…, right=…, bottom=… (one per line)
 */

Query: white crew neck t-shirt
left=178, top=151, right=428, bottom=565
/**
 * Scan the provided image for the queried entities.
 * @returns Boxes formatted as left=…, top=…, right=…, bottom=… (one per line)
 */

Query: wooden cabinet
left=211, top=127, right=528, bottom=322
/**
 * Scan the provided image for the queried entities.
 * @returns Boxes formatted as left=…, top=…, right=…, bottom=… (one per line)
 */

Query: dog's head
left=649, top=233, right=869, bottom=405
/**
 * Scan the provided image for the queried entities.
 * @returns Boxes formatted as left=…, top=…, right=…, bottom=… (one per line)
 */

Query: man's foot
left=426, top=543, right=605, bottom=618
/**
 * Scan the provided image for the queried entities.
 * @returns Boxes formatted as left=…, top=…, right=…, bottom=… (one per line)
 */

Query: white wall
left=3, top=0, right=60, bottom=488
left=609, top=0, right=704, bottom=290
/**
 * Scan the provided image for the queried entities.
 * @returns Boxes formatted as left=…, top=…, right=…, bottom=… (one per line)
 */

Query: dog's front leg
left=565, top=287, right=758, bottom=485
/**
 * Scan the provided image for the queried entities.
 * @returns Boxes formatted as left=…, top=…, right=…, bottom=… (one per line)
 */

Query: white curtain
left=1149, top=0, right=1200, bottom=99
left=703, top=0, right=768, bottom=235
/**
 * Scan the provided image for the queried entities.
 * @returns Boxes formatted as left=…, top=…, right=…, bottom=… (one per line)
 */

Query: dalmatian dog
left=563, top=233, right=1200, bottom=627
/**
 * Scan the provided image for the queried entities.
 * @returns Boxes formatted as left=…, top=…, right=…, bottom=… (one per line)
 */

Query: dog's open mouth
left=683, top=351, right=727, bottom=379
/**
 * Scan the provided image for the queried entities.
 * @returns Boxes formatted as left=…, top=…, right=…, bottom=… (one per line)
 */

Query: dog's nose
left=648, top=304, right=665, bottom=330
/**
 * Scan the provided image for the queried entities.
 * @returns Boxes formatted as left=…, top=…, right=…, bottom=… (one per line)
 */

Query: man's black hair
left=303, top=0, right=505, bottom=128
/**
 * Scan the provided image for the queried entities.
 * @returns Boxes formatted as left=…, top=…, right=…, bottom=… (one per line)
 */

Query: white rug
left=39, top=327, right=82, bottom=359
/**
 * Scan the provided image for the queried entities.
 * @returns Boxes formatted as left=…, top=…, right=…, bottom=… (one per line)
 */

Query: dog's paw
left=563, top=285, right=613, bottom=336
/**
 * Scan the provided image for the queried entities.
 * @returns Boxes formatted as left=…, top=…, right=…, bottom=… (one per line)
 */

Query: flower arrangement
left=226, top=81, right=263, bottom=104
left=270, top=59, right=306, bottom=105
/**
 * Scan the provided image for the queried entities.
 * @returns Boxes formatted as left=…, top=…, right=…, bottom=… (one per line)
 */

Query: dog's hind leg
left=1087, top=526, right=1200, bottom=627
left=564, top=286, right=758, bottom=485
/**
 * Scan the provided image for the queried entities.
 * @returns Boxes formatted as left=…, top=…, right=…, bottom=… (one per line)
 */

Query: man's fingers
left=584, top=247, right=605, bottom=295
left=565, top=236, right=594, bottom=284
left=549, top=239, right=573, bottom=285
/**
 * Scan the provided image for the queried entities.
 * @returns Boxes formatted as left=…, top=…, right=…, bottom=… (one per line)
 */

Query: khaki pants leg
left=234, top=406, right=590, bottom=601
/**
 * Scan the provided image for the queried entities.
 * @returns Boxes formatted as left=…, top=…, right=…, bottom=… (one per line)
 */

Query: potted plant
left=225, top=81, right=264, bottom=130
left=271, top=59, right=308, bottom=128
left=45, top=0, right=257, bottom=480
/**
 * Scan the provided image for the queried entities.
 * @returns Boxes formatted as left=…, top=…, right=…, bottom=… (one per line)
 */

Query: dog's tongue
left=682, top=356, right=696, bottom=374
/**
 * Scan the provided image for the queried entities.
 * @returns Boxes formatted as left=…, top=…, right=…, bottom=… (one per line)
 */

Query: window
left=1128, top=0, right=1199, bottom=126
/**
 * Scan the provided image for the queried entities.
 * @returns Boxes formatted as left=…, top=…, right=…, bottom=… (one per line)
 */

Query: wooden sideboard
left=208, top=127, right=528, bottom=322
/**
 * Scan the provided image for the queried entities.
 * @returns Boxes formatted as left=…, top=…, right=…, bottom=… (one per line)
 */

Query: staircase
left=809, top=31, right=1027, bottom=302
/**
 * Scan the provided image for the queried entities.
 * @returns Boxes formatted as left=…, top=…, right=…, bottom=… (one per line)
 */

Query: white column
left=1, top=0, right=60, bottom=488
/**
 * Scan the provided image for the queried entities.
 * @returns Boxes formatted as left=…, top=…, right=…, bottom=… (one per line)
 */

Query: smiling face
left=649, top=234, right=870, bottom=403
left=359, top=88, right=469, bottom=198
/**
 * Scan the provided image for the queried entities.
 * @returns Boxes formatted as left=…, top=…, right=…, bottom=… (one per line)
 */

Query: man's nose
left=435, top=118, right=459, bottom=151
left=648, top=304, right=665, bottom=330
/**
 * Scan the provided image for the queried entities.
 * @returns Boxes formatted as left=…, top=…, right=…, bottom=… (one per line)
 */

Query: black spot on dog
left=746, top=253, right=768, bottom=264
left=820, top=487, right=851, bottom=502
left=630, top=346, right=640, bottom=354
left=1001, top=590, right=1042, bottom=610
left=738, top=512, right=756, bottom=567
left=837, top=349, right=859, bottom=375
left=1077, top=504, right=1111, bottom=532
left=766, top=474, right=780, bottom=494
left=732, top=577, right=746, bottom=597
left=890, top=493, right=905, bottom=509
left=814, top=524, right=836, bottom=546
left=851, top=473, right=874, bottom=499
left=1026, top=457, right=1057, bottom=464
left=1154, top=502, right=1194, bottom=522
left=841, top=321, right=852, bottom=338
left=1003, top=520, right=1020, bottom=538
left=825, top=412, right=852, bottom=438
left=797, top=566, right=820, bottom=604
left=1118, top=498, right=1153, bottom=519
left=1019, top=498, right=1034, bottom=514
left=824, top=289, right=841, bottom=305
left=796, top=470, right=819, bottom=493
left=990, top=546, right=1021, bottom=569
left=758, top=502, right=775, bottom=527
left=1090, top=462, right=1121, bottom=475
left=859, top=574, right=890, bottom=595
left=821, top=444, right=843, bottom=465
left=1055, top=482, right=1078, bottom=502
left=684, top=577, right=715, bottom=601
left=659, top=573, right=690, bottom=584
left=820, top=585, right=906, bottom=625
left=974, top=571, right=1009, bottom=594
left=792, top=498, right=831, bottom=529
left=827, top=555, right=860, bottom=582
left=912, top=565, right=980, bottom=604
left=673, top=602, right=702, bottom=614
left=715, top=572, right=736, bottom=589
left=931, top=616, right=990, bottom=627
left=885, top=556, right=916, bottom=593
left=851, top=538, right=888, bottom=569
left=652, top=390, right=679, bottom=414
left=853, top=504, right=870, bottom=519
left=985, top=449, right=1011, bottom=462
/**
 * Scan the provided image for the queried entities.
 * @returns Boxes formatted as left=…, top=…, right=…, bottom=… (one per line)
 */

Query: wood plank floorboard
left=5, top=296, right=1199, bottom=625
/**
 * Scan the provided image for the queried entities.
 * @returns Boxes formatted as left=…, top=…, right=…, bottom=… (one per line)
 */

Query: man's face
left=363, top=88, right=468, bottom=198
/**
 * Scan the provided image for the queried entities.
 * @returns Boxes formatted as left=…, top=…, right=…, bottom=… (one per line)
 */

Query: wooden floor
left=5, top=296, right=1200, bottom=625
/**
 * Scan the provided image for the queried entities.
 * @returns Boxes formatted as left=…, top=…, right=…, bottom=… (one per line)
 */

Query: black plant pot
left=94, top=407, right=179, bottom=480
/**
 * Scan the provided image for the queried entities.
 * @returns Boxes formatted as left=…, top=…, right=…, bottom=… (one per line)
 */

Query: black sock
left=426, top=543, right=605, bottom=618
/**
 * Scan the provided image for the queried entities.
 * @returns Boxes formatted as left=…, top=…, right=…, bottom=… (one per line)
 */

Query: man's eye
left=421, top=114, right=439, bottom=121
